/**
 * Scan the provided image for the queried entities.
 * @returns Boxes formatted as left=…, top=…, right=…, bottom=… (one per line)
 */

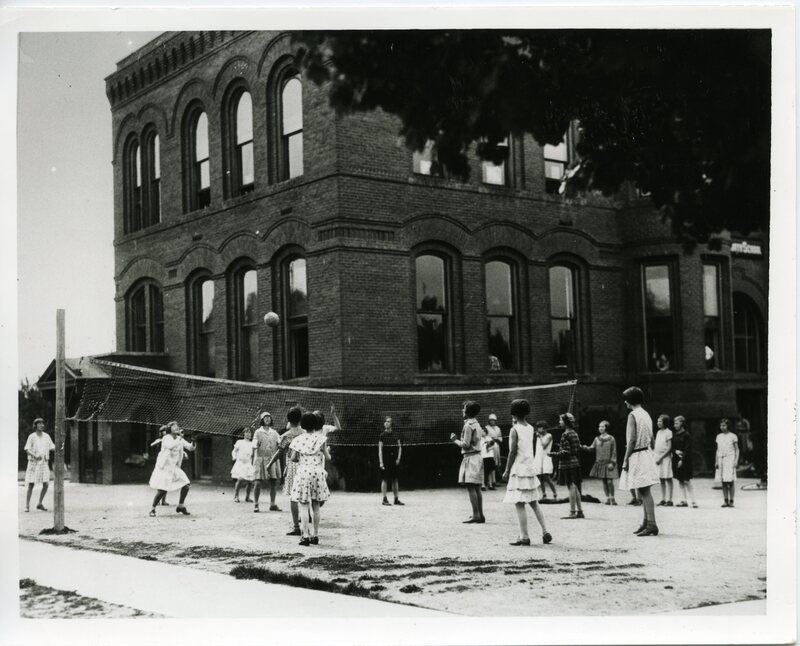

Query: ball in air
left=264, top=311, right=280, bottom=328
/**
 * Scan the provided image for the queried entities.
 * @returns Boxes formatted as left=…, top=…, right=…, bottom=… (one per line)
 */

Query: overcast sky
left=17, top=32, right=160, bottom=383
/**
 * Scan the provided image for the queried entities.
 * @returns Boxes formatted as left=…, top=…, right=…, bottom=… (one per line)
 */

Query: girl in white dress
left=618, top=387, right=660, bottom=536
left=231, top=428, right=255, bottom=503
left=654, top=414, right=674, bottom=506
left=289, top=411, right=331, bottom=546
left=715, top=418, right=739, bottom=508
left=503, top=399, right=552, bottom=546
left=24, top=418, right=55, bottom=512
left=532, top=421, right=557, bottom=499
left=148, top=421, right=195, bottom=517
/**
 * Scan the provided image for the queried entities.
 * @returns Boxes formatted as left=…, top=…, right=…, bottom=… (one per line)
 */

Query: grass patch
left=230, top=565, right=382, bottom=600
left=19, top=578, right=36, bottom=589
left=399, top=584, right=423, bottom=593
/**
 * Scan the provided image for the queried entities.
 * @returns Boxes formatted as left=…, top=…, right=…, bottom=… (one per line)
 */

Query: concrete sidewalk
left=18, top=539, right=447, bottom=618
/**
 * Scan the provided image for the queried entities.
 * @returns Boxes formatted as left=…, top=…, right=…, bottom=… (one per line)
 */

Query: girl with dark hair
left=266, top=406, right=305, bottom=535
left=451, top=400, right=485, bottom=523
left=715, top=418, right=739, bottom=508
left=549, top=412, right=584, bottom=519
left=289, top=411, right=331, bottom=546
left=618, top=387, right=660, bottom=536
left=148, top=421, right=195, bottom=517
left=654, top=414, right=674, bottom=506
left=672, top=415, right=697, bottom=508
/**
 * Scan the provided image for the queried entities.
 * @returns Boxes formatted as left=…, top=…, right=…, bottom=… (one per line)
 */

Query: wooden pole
left=54, top=309, right=65, bottom=531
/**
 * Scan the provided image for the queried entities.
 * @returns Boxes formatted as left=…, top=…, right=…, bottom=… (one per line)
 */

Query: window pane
left=242, top=270, right=257, bottom=325
left=130, top=287, right=146, bottom=351
left=544, top=159, right=565, bottom=180
left=134, top=145, right=142, bottom=187
left=482, top=161, right=506, bottom=185
left=282, top=77, right=303, bottom=134
left=152, top=135, right=160, bottom=179
left=287, top=133, right=303, bottom=179
left=288, top=258, right=307, bottom=317
left=240, top=142, right=254, bottom=187
left=200, top=160, right=210, bottom=190
left=150, top=285, right=164, bottom=353
left=488, top=317, right=512, bottom=370
left=703, top=264, right=719, bottom=316
left=201, top=332, right=215, bottom=377
left=646, top=317, right=674, bottom=371
left=413, top=141, right=434, bottom=175
left=195, top=112, right=209, bottom=161
left=290, top=326, right=309, bottom=378
left=549, top=266, right=574, bottom=318
left=200, top=279, right=214, bottom=332
left=485, top=261, right=512, bottom=316
left=644, top=265, right=671, bottom=316
left=244, top=325, right=258, bottom=379
left=544, top=137, right=568, bottom=162
left=417, top=313, right=445, bottom=371
left=551, top=318, right=572, bottom=370
left=416, top=255, right=446, bottom=311
left=236, top=92, right=253, bottom=144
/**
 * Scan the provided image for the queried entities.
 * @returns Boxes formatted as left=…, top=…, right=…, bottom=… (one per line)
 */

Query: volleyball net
left=70, top=360, right=577, bottom=447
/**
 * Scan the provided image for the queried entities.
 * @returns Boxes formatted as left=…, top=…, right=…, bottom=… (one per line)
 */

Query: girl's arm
left=150, top=438, right=162, bottom=448
left=232, top=443, right=238, bottom=461
left=610, top=437, right=617, bottom=464
left=378, top=440, right=384, bottom=469
left=541, top=434, right=552, bottom=451
left=396, top=439, right=402, bottom=464
left=581, top=437, right=598, bottom=452
left=503, top=428, right=518, bottom=479
left=623, top=413, right=636, bottom=470
left=329, top=405, right=342, bottom=431
left=451, top=423, right=471, bottom=449
left=733, top=437, right=739, bottom=466
left=322, top=440, right=332, bottom=461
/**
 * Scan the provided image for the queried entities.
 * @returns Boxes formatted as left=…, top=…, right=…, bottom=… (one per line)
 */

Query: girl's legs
left=299, top=502, right=310, bottom=537
left=639, top=486, right=657, bottom=531
left=38, top=482, right=49, bottom=506
left=666, top=478, right=674, bottom=503
left=514, top=503, right=529, bottom=540
left=178, top=484, right=190, bottom=506
left=567, top=483, right=576, bottom=512
left=529, top=501, right=549, bottom=535
left=679, top=480, right=688, bottom=504
left=311, top=500, right=321, bottom=537
left=572, top=483, right=583, bottom=512
left=234, top=479, right=243, bottom=501
left=26, top=483, right=34, bottom=510
left=475, top=485, right=484, bottom=520
left=245, top=481, right=253, bottom=502
left=151, top=489, right=166, bottom=509
left=269, top=479, right=278, bottom=506
left=381, top=477, right=389, bottom=502
left=659, top=479, right=667, bottom=503
left=608, top=477, right=616, bottom=503
left=601, top=478, right=610, bottom=500
left=253, top=480, right=262, bottom=509
left=290, top=501, right=300, bottom=531
left=685, top=480, right=696, bottom=506
left=729, top=482, right=735, bottom=505
left=392, top=478, right=400, bottom=502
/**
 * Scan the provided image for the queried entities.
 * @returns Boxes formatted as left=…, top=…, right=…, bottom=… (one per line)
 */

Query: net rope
left=71, top=359, right=577, bottom=447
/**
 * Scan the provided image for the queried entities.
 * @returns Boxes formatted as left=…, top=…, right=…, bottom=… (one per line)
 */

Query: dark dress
left=671, top=428, right=694, bottom=482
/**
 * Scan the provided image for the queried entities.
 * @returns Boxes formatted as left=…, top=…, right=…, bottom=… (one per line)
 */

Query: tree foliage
left=296, top=29, right=771, bottom=245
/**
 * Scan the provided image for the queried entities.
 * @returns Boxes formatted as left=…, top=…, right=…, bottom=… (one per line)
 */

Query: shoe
left=382, top=499, right=391, bottom=506
left=176, top=506, right=190, bottom=515
left=721, top=502, right=730, bottom=508
left=463, top=517, right=479, bottom=524
left=245, top=498, right=253, bottom=503
left=627, top=499, right=639, bottom=506
left=676, top=501, right=688, bottom=507
left=286, top=527, right=302, bottom=536
left=489, top=486, right=496, bottom=490
left=161, top=501, right=170, bottom=506
left=509, top=538, right=531, bottom=546
left=25, top=507, right=29, bottom=513
left=633, top=523, right=647, bottom=534
left=148, top=509, right=156, bottom=517
left=692, top=503, right=699, bottom=508
left=542, top=532, right=553, bottom=544
left=728, top=503, right=735, bottom=508
left=575, top=511, right=585, bottom=519
left=299, top=537, right=311, bottom=547
left=561, top=512, right=577, bottom=519
left=475, top=517, right=486, bottom=523
left=269, top=505, right=282, bottom=511
left=657, top=500, right=666, bottom=506
left=611, top=499, right=618, bottom=506
left=233, top=498, right=240, bottom=503
left=310, top=536, right=319, bottom=545
left=394, top=500, right=405, bottom=506
left=254, top=504, right=260, bottom=513
left=604, top=499, right=611, bottom=505
left=637, top=526, right=659, bottom=536
left=481, top=486, right=487, bottom=491
left=36, top=504, right=47, bottom=511
left=665, top=501, right=674, bottom=507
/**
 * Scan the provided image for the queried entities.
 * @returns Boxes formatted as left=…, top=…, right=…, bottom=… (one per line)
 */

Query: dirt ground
left=17, top=478, right=766, bottom=616
left=19, top=579, right=162, bottom=618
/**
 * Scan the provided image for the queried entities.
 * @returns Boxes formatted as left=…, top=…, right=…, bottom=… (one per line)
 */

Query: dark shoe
left=25, top=506, right=29, bottom=513
left=269, top=505, right=281, bottom=511
left=148, top=509, right=156, bottom=517
left=475, top=516, right=486, bottom=523
left=665, top=501, right=674, bottom=507
left=721, top=502, right=730, bottom=508
left=542, top=532, right=553, bottom=544
left=604, top=499, right=611, bottom=505
left=299, top=537, right=311, bottom=547
left=575, top=511, right=585, bottom=519
left=233, top=497, right=240, bottom=503
left=310, top=536, right=319, bottom=545
left=692, top=503, right=699, bottom=508
left=463, top=517, right=479, bottom=524
left=394, top=499, right=405, bottom=506
left=253, top=504, right=260, bottom=513
left=676, top=501, right=688, bottom=507
left=286, top=527, right=302, bottom=536
left=176, top=506, right=190, bottom=515
left=633, top=523, right=647, bottom=534
left=611, top=499, right=618, bottom=506
left=657, top=500, right=666, bottom=506
left=382, top=499, right=391, bottom=506
left=728, top=502, right=735, bottom=508
left=509, top=538, right=531, bottom=546
left=36, top=504, right=47, bottom=511
left=637, top=525, right=659, bottom=536
left=488, top=486, right=496, bottom=490
left=245, top=498, right=253, bottom=503
left=161, top=501, right=170, bottom=506
left=561, top=511, right=577, bottom=519
left=627, top=499, right=639, bottom=506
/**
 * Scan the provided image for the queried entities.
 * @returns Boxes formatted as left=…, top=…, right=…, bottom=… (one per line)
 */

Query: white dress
left=716, top=432, right=738, bottom=482
left=654, top=429, right=673, bottom=478
left=618, top=408, right=660, bottom=490
left=532, top=433, right=554, bottom=476
left=149, top=434, right=192, bottom=491
left=230, top=438, right=255, bottom=480
left=503, top=422, right=542, bottom=504
left=24, top=432, right=55, bottom=484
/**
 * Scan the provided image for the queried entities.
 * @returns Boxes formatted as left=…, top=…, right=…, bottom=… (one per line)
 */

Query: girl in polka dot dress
left=289, top=411, right=331, bottom=546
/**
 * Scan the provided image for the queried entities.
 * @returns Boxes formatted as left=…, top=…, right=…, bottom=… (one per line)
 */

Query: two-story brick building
left=58, top=30, right=767, bottom=485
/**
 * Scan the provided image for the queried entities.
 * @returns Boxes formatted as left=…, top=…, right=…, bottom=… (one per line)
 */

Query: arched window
left=125, top=280, right=164, bottom=352
left=184, top=107, right=211, bottom=211
left=145, top=131, right=161, bottom=225
left=415, top=254, right=449, bottom=372
left=282, top=256, right=308, bottom=378
left=225, top=89, right=254, bottom=197
left=485, top=260, right=515, bottom=371
left=549, top=264, right=581, bottom=373
left=280, top=75, right=303, bottom=180
left=188, top=274, right=216, bottom=377
left=230, top=264, right=258, bottom=380
left=733, top=293, right=764, bottom=373
left=124, top=138, right=142, bottom=233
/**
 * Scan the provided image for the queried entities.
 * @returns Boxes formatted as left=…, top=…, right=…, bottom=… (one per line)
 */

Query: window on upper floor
left=125, top=280, right=164, bottom=352
left=481, top=137, right=510, bottom=186
left=733, top=293, right=764, bottom=374
left=280, top=76, right=303, bottom=181
left=415, top=253, right=450, bottom=372
left=702, top=262, right=723, bottom=370
left=548, top=264, right=582, bottom=373
left=188, top=273, right=216, bottom=377
left=642, top=262, right=678, bottom=372
left=225, top=88, right=254, bottom=198
left=281, top=255, right=309, bottom=378
left=124, top=138, right=142, bottom=233
left=143, top=130, right=161, bottom=227
left=413, top=140, right=445, bottom=178
left=485, top=259, right=516, bottom=371
left=184, top=107, right=211, bottom=212
left=230, top=264, right=259, bottom=380
left=543, top=124, right=579, bottom=194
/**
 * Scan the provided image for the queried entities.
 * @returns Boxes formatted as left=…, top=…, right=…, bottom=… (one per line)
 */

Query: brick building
left=64, top=30, right=768, bottom=484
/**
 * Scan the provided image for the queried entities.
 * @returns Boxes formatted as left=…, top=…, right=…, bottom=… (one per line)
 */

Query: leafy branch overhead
left=295, top=30, right=771, bottom=245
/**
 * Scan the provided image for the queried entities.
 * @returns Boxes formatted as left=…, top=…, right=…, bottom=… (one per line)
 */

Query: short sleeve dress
left=618, top=408, right=659, bottom=491
left=280, top=426, right=305, bottom=495
left=289, top=432, right=330, bottom=503
left=149, top=434, right=191, bottom=491
left=716, top=432, right=738, bottom=482
left=502, top=422, right=541, bottom=504
left=457, top=419, right=484, bottom=485
left=589, top=434, right=618, bottom=479
left=533, top=432, right=554, bottom=476
left=654, top=429, right=674, bottom=478
left=230, top=438, right=255, bottom=481
left=24, top=432, right=55, bottom=484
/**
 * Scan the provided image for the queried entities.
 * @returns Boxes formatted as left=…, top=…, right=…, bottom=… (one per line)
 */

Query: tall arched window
left=124, top=138, right=142, bottom=233
left=188, top=274, right=215, bottom=377
left=549, top=265, right=581, bottom=372
left=485, top=260, right=515, bottom=371
left=146, top=132, right=161, bottom=225
left=184, top=107, right=210, bottom=211
left=280, top=76, right=303, bottom=180
left=230, top=265, right=258, bottom=380
left=125, top=280, right=164, bottom=352
left=416, top=254, right=449, bottom=372
left=282, top=256, right=308, bottom=378
left=225, top=89, right=254, bottom=197
left=733, top=293, right=764, bottom=373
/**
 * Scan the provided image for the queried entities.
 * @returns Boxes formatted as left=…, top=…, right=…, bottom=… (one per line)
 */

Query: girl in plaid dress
left=550, top=412, right=584, bottom=519
left=24, top=419, right=55, bottom=512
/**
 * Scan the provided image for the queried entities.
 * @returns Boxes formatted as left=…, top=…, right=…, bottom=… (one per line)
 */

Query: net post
left=54, top=309, right=66, bottom=531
